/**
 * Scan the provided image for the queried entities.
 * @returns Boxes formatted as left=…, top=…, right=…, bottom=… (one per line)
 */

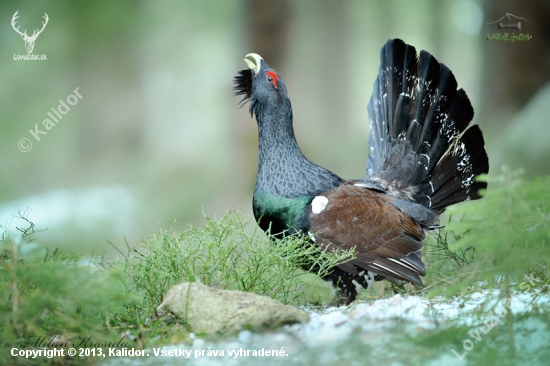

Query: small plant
left=0, top=213, right=135, bottom=365
left=125, top=210, right=355, bottom=309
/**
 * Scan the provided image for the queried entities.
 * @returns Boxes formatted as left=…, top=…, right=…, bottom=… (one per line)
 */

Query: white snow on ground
left=293, top=288, right=550, bottom=343
left=105, top=290, right=550, bottom=365
left=0, top=185, right=136, bottom=244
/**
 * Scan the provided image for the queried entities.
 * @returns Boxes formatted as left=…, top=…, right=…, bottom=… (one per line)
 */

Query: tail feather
left=413, top=57, right=456, bottom=155
left=366, top=39, right=489, bottom=213
left=367, top=41, right=417, bottom=173
left=420, top=125, right=489, bottom=211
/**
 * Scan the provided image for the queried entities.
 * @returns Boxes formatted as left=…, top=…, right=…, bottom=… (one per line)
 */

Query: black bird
left=234, top=39, right=489, bottom=303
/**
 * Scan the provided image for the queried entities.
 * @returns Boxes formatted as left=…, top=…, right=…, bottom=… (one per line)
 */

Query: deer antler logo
left=11, top=11, right=49, bottom=54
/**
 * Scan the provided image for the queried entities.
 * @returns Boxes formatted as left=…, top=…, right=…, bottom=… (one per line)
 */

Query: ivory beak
left=244, top=53, right=263, bottom=75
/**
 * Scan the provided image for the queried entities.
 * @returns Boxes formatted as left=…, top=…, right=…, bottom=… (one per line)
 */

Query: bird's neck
left=255, top=106, right=307, bottom=191
left=254, top=104, right=341, bottom=198
left=257, top=110, right=304, bottom=165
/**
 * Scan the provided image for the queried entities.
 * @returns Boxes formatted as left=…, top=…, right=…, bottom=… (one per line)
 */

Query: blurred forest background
left=1, top=0, right=549, bottom=253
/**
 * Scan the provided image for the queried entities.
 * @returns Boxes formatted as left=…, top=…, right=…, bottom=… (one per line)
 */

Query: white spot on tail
left=308, top=231, right=316, bottom=242
left=351, top=279, right=364, bottom=292
left=360, top=270, right=376, bottom=288
left=367, top=271, right=376, bottom=287
left=353, top=183, right=368, bottom=188
left=311, top=196, right=328, bottom=214
left=462, top=174, right=475, bottom=188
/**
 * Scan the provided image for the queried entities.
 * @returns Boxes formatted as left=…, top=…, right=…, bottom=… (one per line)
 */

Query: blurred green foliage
left=422, top=168, right=550, bottom=298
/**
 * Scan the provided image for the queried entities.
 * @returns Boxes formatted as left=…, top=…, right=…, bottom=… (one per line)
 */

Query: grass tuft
left=0, top=213, right=136, bottom=365
left=125, top=210, right=354, bottom=309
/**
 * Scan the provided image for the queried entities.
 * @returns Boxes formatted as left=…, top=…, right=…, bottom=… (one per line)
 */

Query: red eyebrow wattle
left=266, top=71, right=278, bottom=88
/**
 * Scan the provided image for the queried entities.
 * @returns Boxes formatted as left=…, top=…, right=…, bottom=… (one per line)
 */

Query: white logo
left=11, top=10, right=49, bottom=54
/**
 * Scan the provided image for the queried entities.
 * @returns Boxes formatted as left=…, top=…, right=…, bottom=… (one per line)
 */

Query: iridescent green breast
left=252, top=192, right=313, bottom=236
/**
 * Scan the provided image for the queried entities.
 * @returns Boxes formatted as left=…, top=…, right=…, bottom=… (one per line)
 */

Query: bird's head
left=234, top=53, right=290, bottom=118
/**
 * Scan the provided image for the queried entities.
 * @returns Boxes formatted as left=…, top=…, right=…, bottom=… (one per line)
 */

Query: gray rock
left=158, top=282, right=310, bottom=335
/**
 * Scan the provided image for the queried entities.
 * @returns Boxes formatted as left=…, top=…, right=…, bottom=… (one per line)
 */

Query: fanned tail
left=366, top=39, right=489, bottom=213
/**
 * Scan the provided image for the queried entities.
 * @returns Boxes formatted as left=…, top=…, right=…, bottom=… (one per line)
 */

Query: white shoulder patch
left=311, top=196, right=329, bottom=214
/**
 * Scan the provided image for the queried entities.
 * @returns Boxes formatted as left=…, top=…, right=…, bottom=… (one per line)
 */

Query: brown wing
left=308, top=184, right=426, bottom=285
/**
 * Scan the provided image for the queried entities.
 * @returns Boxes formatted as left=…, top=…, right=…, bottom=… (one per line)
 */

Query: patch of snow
left=0, top=185, right=136, bottom=245
left=105, top=289, right=550, bottom=366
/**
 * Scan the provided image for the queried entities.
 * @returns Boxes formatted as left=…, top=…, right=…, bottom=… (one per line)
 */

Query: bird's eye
left=266, top=71, right=278, bottom=89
